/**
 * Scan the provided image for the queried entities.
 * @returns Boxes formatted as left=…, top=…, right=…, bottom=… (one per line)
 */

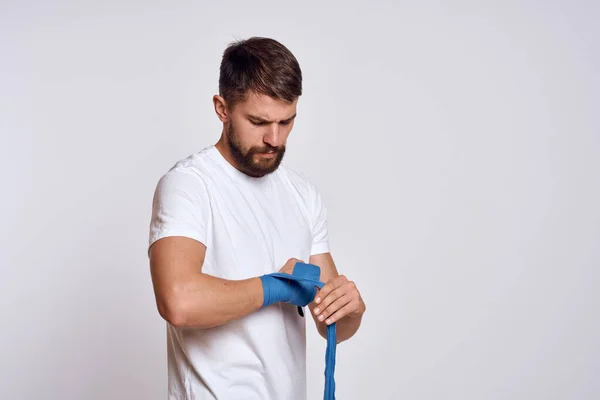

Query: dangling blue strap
left=324, top=318, right=336, bottom=399
left=261, top=263, right=337, bottom=400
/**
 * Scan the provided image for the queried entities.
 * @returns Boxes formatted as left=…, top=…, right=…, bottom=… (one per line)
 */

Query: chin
left=247, top=163, right=280, bottom=177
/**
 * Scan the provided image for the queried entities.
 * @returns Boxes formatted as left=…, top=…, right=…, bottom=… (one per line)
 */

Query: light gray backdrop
left=1, top=0, right=599, bottom=399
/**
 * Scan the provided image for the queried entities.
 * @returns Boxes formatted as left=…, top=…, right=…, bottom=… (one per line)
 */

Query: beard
left=226, top=122, right=286, bottom=178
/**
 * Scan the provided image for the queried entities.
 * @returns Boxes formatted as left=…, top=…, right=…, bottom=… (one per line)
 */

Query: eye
left=250, top=120, right=266, bottom=126
left=280, top=120, right=291, bottom=126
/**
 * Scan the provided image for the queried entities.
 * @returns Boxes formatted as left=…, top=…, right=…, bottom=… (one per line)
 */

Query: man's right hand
left=260, top=258, right=322, bottom=309
left=278, top=258, right=305, bottom=275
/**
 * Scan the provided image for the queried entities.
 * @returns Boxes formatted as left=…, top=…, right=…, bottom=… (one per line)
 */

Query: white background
left=1, top=1, right=599, bottom=399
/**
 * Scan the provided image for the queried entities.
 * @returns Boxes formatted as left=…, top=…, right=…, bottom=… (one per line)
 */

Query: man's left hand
left=312, top=275, right=366, bottom=325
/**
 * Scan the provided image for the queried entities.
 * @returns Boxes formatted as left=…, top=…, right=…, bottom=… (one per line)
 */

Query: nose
left=263, top=123, right=281, bottom=148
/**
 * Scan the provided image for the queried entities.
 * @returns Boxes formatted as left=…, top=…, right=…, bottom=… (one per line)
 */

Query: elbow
left=155, top=292, right=194, bottom=328
left=156, top=293, right=211, bottom=329
left=156, top=296, right=187, bottom=328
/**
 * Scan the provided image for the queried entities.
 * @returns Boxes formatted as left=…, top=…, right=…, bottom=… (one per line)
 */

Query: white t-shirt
left=148, top=145, right=330, bottom=399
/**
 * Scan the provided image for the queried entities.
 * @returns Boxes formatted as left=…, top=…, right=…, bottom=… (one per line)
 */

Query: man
left=147, top=37, right=366, bottom=400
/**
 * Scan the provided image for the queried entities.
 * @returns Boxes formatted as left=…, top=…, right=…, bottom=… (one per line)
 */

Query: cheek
left=233, top=120, right=262, bottom=142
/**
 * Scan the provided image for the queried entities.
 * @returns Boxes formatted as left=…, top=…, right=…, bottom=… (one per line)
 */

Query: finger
left=315, top=275, right=347, bottom=304
left=316, top=278, right=356, bottom=310
left=316, top=293, right=351, bottom=323
left=314, top=284, right=346, bottom=314
left=324, top=299, right=360, bottom=325
left=314, top=281, right=360, bottom=315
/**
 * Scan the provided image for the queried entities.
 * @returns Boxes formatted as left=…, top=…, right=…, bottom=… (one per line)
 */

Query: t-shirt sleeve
left=148, top=168, right=210, bottom=255
left=308, top=183, right=330, bottom=256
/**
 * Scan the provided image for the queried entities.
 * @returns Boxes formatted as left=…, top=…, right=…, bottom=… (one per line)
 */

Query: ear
left=213, top=95, right=229, bottom=123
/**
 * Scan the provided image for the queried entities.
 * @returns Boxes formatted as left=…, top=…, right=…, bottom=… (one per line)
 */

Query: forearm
left=161, top=273, right=264, bottom=329
left=334, top=314, right=363, bottom=343
left=317, top=314, right=363, bottom=344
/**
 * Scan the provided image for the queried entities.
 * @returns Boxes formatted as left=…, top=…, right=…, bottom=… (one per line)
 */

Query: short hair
left=218, top=37, right=302, bottom=109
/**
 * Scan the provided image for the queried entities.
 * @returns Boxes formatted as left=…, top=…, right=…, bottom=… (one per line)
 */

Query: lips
left=259, top=152, right=276, bottom=158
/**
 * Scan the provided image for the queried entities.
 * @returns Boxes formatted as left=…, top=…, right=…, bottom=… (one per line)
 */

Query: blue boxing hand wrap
left=259, top=262, right=320, bottom=307
left=259, top=262, right=338, bottom=400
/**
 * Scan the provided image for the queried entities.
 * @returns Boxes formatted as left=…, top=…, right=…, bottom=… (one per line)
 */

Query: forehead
left=233, top=91, right=297, bottom=120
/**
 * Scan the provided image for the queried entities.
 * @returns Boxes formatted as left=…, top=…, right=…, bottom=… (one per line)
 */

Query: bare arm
left=307, top=252, right=366, bottom=343
left=149, top=236, right=264, bottom=329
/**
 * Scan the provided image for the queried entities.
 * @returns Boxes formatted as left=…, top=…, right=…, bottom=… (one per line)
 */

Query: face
left=222, top=92, right=297, bottom=178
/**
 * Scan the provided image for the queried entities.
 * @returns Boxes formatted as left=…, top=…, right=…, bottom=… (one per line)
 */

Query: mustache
left=249, top=145, right=285, bottom=154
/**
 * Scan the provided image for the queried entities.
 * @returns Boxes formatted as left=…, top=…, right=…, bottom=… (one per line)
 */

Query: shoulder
left=154, top=148, right=214, bottom=195
left=168, top=147, right=215, bottom=177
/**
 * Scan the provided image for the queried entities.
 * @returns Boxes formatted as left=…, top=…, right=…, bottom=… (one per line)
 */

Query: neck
left=215, top=133, right=260, bottom=178
left=215, top=134, right=239, bottom=170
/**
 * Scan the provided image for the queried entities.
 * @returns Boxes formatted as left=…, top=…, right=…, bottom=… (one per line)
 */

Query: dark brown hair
left=218, top=37, right=302, bottom=109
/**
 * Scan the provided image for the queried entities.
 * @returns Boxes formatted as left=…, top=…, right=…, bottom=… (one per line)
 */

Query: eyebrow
left=247, top=113, right=297, bottom=123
